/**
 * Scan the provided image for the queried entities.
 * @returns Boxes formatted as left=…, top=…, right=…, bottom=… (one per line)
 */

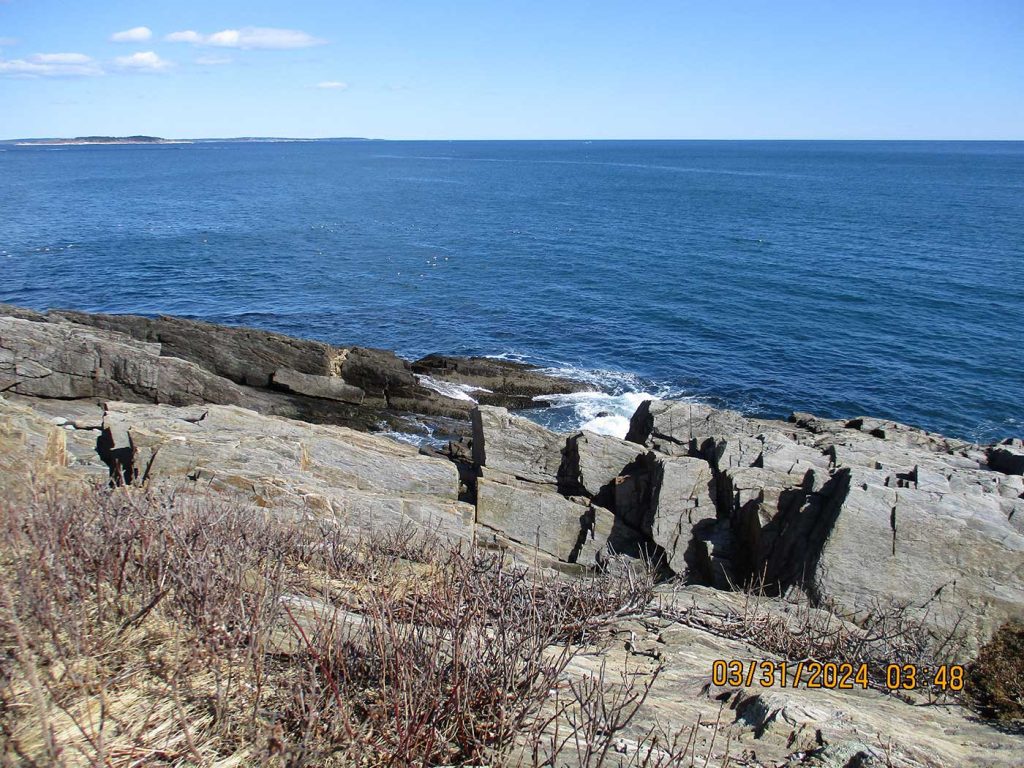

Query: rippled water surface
left=1, top=140, right=1021, bottom=441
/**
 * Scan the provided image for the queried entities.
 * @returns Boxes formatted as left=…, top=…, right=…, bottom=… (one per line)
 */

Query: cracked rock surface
left=1, top=301, right=1023, bottom=766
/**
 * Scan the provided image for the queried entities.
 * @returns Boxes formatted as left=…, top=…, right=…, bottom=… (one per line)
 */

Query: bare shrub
left=519, top=659, right=737, bottom=768
left=0, top=480, right=657, bottom=767
left=652, top=589, right=968, bottom=699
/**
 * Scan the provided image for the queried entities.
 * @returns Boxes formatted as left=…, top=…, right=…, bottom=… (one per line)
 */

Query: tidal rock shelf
left=0, top=304, right=585, bottom=436
left=3, top=303, right=1021, bottom=654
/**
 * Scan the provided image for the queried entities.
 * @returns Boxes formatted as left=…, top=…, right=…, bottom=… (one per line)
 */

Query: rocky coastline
left=2, top=303, right=1023, bottom=765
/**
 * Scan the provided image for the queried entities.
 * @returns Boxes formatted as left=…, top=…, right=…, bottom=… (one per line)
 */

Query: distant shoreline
left=5, top=136, right=373, bottom=146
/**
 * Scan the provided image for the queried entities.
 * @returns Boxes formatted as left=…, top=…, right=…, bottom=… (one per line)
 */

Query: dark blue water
left=1, top=140, right=1021, bottom=442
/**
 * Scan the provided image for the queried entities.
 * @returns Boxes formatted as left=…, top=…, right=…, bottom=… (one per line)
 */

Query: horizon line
left=4, top=136, right=1024, bottom=143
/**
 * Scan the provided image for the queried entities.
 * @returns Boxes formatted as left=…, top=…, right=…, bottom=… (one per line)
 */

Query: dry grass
left=0, top=480, right=664, bottom=767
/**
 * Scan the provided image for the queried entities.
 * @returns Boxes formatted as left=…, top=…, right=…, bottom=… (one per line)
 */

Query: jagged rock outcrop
left=4, top=304, right=1022, bottom=656
left=469, top=405, right=719, bottom=575
left=7, top=387, right=1021, bottom=765
left=628, top=400, right=1024, bottom=652
left=625, top=400, right=766, bottom=455
left=559, top=431, right=646, bottom=500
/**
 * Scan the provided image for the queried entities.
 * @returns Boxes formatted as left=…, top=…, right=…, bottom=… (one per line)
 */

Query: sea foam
left=415, top=374, right=493, bottom=402
left=533, top=390, right=655, bottom=439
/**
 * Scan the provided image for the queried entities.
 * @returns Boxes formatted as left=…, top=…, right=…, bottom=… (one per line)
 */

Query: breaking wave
left=373, top=419, right=449, bottom=450
left=415, top=374, right=492, bottom=402
left=532, top=391, right=655, bottom=439
left=519, top=361, right=696, bottom=439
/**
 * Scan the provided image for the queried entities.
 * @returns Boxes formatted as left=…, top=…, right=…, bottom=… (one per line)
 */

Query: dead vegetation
left=651, top=588, right=969, bottom=701
left=1, top=479, right=738, bottom=767
left=966, top=620, right=1024, bottom=727
left=1, top=477, right=1008, bottom=767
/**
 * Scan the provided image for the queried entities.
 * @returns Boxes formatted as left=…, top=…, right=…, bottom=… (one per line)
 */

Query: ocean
left=1, top=140, right=1021, bottom=442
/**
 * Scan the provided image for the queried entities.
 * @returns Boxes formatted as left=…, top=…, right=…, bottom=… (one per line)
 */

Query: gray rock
left=411, top=353, right=586, bottom=409
left=470, top=405, right=565, bottom=485
left=0, top=307, right=472, bottom=432
left=0, top=394, right=110, bottom=490
left=337, top=346, right=419, bottom=402
left=807, top=469, right=1024, bottom=652
left=722, top=465, right=818, bottom=584
left=624, top=397, right=1024, bottom=652
left=475, top=476, right=591, bottom=560
left=559, top=430, right=646, bottom=500
left=98, top=402, right=473, bottom=540
left=49, top=309, right=336, bottom=387
left=626, top=399, right=761, bottom=454
left=272, top=366, right=365, bottom=404
left=0, top=316, right=245, bottom=406
left=613, top=452, right=716, bottom=576
left=648, top=456, right=717, bottom=574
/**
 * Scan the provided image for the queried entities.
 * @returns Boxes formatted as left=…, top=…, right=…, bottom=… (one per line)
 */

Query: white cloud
left=0, top=52, right=103, bottom=77
left=0, top=37, right=18, bottom=47
left=115, top=51, right=172, bottom=72
left=110, top=26, right=153, bottom=43
left=196, top=55, right=232, bottom=66
left=316, top=80, right=348, bottom=90
left=31, top=53, right=93, bottom=64
left=165, top=27, right=325, bottom=50
left=165, top=30, right=203, bottom=44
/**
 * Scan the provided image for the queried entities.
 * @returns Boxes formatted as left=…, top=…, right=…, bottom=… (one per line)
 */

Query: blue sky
left=0, top=0, right=1021, bottom=139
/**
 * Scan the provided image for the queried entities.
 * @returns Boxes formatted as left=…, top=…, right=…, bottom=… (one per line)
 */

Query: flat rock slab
left=0, top=315, right=246, bottom=406
left=0, top=306, right=481, bottom=432
left=272, top=366, right=365, bottom=404
left=476, top=475, right=591, bottom=561
left=50, top=309, right=337, bottom=388
left=102, top=402, right=473, bottom=539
